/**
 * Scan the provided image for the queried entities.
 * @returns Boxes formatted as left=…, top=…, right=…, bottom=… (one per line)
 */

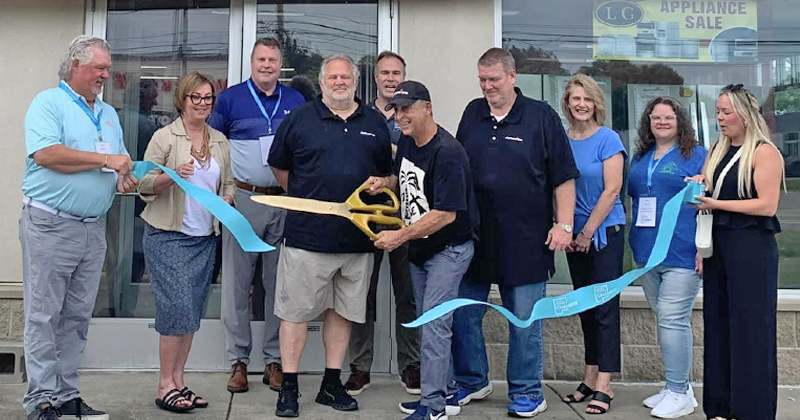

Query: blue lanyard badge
left=646, top=144, right=676, bottom=195
left=247, top=80, right=282, bottom=135
left=59, top=81, right=104, bottom=141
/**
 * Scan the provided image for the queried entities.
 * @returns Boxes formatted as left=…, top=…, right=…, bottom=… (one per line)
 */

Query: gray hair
left=318, top=54, right=360, bottom=86
left=58, top=35, right=111, bottom=81
left=478, top=48, right=516, bottom=73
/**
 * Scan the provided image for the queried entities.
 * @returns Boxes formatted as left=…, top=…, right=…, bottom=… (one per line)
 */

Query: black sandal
left=562, top=382, right=595, bottom=404
left=155, top=388, right=194, bottom=413
left=181, top=387, right=209, bottom=409
left=586, top=391, right=613, bottom=415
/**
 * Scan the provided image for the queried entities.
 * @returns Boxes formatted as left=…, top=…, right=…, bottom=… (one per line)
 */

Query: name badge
left=259, top=135, right=275, bottom=166
left=95, top=141, right=115, bottom=173
left=636, top=197, right=657, bottom=227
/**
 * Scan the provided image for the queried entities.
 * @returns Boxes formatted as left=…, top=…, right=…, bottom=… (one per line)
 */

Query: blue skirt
left=143, top=223, right=216, bottom=336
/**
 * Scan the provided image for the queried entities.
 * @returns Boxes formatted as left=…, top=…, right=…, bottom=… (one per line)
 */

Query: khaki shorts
left=274, top=244, right=373, bottom=323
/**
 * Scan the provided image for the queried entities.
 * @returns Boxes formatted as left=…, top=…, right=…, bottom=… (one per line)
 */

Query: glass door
left=82, top=0, right=395, bottom=372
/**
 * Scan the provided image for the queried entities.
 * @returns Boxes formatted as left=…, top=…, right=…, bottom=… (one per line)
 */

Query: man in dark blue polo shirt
left=267, top=54, right=392, bottom=418
left=345, top=51, right=421, bottom=397
left=366, top=80, right=478, bottom=420
left=207, top=37, right=306, bottom=394
left=451, top=48, right=579, bottom=418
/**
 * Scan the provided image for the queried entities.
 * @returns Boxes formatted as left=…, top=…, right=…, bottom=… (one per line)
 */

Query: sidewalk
left=1, top=373, right=798, bottom=419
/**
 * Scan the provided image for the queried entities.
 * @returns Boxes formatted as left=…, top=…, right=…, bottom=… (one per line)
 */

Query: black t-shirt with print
left=394, top=126, right=479, bottom=264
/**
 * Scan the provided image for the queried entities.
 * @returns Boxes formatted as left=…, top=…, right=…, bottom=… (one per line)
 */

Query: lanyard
left=247, top=79, right=282, bottom=135
left=59, top=81, right=104, bottom=141
left=647, top=144, right=676, bottom=195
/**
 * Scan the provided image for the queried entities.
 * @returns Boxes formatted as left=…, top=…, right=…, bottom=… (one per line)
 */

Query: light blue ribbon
left=132, top=161, right=275, bottom=253
left=403, top=181, right=706, bottom=328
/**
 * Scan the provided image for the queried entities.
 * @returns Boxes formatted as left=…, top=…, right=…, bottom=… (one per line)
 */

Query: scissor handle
left=346, top=184, right=400, bottom=214
left=351, top=213, right=405, bottom=241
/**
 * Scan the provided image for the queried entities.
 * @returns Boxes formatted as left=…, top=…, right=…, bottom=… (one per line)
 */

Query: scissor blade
left=250, top=195, right=350, bottom=218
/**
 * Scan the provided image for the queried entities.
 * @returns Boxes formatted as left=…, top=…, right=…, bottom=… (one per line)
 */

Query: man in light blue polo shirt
left=21, top=35, right=136, bottom=420
left=207, top=37, right=306, bottom=393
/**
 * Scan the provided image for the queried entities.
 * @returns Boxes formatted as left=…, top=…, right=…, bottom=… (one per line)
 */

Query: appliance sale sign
left=593, top=0, right=758, bottom=63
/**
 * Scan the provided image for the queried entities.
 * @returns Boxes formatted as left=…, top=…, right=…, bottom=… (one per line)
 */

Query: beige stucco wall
left=0, top=0, right=85, bottom=282
left=397, top=0, right=496, bottom=134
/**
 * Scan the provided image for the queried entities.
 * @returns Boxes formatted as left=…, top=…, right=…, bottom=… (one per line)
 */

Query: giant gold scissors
left=250, top=184, right=404, bottom=240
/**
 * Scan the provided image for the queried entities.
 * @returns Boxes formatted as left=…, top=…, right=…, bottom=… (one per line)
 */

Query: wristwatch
left=555, top=222, right=573, bottom=234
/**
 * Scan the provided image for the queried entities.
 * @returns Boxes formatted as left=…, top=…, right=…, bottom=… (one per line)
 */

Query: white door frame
left=81, top=0, right=399, bottom=373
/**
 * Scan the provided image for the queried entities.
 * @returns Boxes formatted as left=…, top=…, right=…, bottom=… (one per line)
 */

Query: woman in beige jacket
left=137, top=72, right=234, bottom=413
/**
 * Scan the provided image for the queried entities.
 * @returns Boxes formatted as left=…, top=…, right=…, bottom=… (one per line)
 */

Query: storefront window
left=256, top=0, right=378, bottom=103
left=96, top=0, right=231, bottom=318
left=503, top=0, right=800, bottom=288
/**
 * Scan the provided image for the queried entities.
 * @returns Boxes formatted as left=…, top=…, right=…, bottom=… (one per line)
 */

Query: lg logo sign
left=595, top=1, right=644, bottom=27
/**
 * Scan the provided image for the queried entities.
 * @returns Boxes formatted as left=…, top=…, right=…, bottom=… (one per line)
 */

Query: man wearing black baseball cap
left=363, top=80, right=479, bottom=420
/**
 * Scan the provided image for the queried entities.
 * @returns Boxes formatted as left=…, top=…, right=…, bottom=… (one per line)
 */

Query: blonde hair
left=561, top=74, right=606, bottom=128
left=704, top=86, right=783, bottom=198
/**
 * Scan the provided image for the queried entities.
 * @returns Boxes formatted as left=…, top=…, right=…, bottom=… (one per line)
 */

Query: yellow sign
left=593, top=0, right=758, bottom=63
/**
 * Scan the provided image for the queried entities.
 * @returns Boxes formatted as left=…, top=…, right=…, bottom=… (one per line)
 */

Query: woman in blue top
left=560, top=74, right=626, bottom=415
left=628, top=97, right=705, bottom=419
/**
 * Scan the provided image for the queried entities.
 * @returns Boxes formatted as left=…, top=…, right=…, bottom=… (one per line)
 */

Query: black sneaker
left=27, top=403, right=60, bottom=420
left=315, top=381, right=358, bottom=411
left=276, top=386, right=300, bottom=418
left=58, top=398, right=108, bottom=420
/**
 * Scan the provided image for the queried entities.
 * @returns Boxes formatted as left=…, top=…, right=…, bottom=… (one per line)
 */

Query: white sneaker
left=644, top=384, right=698, bottom=409
left=650, top=389, right=695, bottom=418
left=643, top=386, right=668, bottom=409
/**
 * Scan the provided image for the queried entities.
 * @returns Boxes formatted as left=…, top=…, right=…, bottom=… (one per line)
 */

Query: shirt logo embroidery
left=284, top=110, right=291, bottom=115
left=660, top=161, right=679, bottom=175
left=105, top=121, right=114, bottom=127
left=360, top=131, right=376, bottom=137
left=504, top=136, right=523, bottom=142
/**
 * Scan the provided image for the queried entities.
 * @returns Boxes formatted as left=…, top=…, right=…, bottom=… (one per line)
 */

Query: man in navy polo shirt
left=268, top=54, right=392, bottom=417
left=451, top=48, right=579, bottom=418
left=366, top=80, right=478, bottom=420
left=207, top=37, right=306, bottom=393
left=345, top=51, right=421, bottom=397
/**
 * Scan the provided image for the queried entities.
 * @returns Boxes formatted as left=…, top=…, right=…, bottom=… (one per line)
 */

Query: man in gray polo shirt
left=21, top=36, right=137, bottom=420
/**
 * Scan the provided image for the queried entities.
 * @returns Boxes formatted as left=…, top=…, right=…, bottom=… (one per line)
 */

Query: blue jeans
left=452, top=280, right=545, bottom=400
left=409, top=241, right=474, bottom=413
left=639, top=264, right=700, bottom=393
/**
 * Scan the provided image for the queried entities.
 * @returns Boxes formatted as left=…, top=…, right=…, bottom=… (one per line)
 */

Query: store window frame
left=494, top=0, right=800, bottom=305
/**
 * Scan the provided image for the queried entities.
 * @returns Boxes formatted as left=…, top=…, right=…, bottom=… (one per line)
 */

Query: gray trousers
left=221, top=187, right=285, bottom=366
left=348, top=245, right=420, bottom=373
left=20, top=205, right=107, bottom=414
left=409, top=241, right=474, bottom=413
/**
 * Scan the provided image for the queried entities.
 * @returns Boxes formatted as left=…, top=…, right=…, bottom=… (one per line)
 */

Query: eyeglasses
left=723, top=83, right=745, bottom=92
left=187, top=94, right=215, bottom=105
left=649, top=114, right=677, bottom=122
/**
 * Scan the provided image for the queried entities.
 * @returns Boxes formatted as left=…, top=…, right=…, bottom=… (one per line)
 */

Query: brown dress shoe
left=344, top=367, right=371, bottom=396
left=401, top=366, right=421, bottom=395
left=227, top=360, right=249, bottom=393
left=264, top=363, right=283, bottom=391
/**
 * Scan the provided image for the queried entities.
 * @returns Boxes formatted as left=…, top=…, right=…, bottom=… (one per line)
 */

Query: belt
left=234, top=179, right=284, bottom=195
left=22, top=197, right=100, bottom=222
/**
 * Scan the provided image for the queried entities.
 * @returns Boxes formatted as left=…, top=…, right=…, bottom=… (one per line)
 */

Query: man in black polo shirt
left=365, top=81, right=478, bottom=420
left=267, top=54, right=392, bottom=417
left=345, top=50, right=421, bottom=397
left=451, top=48, right=579, bottom=418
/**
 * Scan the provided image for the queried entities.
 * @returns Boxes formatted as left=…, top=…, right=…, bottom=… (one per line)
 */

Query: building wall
left=0, top=0, right=85, bottom=283
left=397, top=0, right=496, bottom=134
left=483, top=299, right=800, bottom=385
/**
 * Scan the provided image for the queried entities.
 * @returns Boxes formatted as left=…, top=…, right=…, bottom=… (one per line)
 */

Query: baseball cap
left=385, top=80, right=431, bottom=110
